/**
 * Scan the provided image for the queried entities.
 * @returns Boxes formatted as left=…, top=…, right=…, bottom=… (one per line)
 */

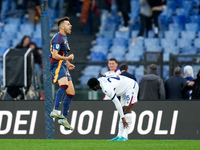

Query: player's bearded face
left=64, top=21, right=72, bottom=34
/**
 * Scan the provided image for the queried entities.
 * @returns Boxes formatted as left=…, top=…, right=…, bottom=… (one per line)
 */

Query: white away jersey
left=98, top=74, right=137, bottom=99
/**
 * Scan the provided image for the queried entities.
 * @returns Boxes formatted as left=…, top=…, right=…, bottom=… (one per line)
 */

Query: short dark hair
left=174, top=67, right=182, bottom=75
left=119, top=63, right=128, bottom=71
left=87, top=78, right=99, bottom=89
left=109, top=58, right=118, bottom=63
left=57, top=16, right=70, bottom=27
left=149, top=64, right=157, bottom=71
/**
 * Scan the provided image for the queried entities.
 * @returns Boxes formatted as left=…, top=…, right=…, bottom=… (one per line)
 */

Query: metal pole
left=41, top=0, right=54, bottom=139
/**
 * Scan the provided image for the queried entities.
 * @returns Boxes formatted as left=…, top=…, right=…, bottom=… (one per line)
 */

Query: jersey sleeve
left=101, top=84, right=115, bottom=99
left=52, top=35, right=63, bottom=51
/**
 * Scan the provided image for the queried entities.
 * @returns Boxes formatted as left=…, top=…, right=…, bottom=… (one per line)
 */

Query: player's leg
left=118, top=83, right=139, bottom=141
left=50, top=64, right=69, bottom=119
left=58, top=78, right=75, bottom=130
left=118, top=104, right=134, bottom=141
left=62, top=80, right=75, bottom=118
left=108, top=95, right=125, bottom=141
left=50, top=77, right=68, bottom=119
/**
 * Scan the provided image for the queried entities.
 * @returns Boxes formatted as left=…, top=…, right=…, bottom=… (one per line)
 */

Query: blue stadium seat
left=0, top=38, right=10, bottom=48
left=129, top=38, right=144, bottom=50
left=146, top=45, right=162, bottom=52
left=35, top=23, right=41, bottom=31
left=189, top=15, right=200, bottom=24
left=159, top=8, right=173, bottom=28
left=168, top=23, right=182, bottom=32
left=131, top=30, right=139, bottom=38
left=129, top=4, right=140, bottom=20
left=166, top=0, right=176, bottom=11
left=19, top=23, right=34, bottom=35
left=32, top=37, right=42, bottom=48
left=107, top=51, right=125, bottom=61
left=135, top=66, right=144, bottom=81
left=148, top=30, right=155, bottom=38
left=6, top=17, right=21, bottom=25
left=92, top=45, right=108, bottom=55
left=185, top=23, right=199, bottom=32
left=80, top=75, right=94, bottom=86
left=164, top=30, right=180, bottom=40
left=95, top=37, right=111, bottom=49
left=163, top=45, right=179, bottom=54
left=115, top=30, right=130, bottom=39
left=163, top=53, right=170, bottom=61
left=163, top=65, right=169, bottom=80
left=32, top=30, right=42, bottom=38
left=12, top=38, right=21, bottom=48
left=110, top=45, right=126, bottom=53
left=181, top=46, right=197, bottom=54
left=90, top=51, right=106, bottom=61
left=112, top=37, right=128, bottom=47
left=181, top=0, right=193, bottom=17
left=0, top=46, right=7, bottom=54
left=172, top=15, right=185, bottom=29
left=160, top=38, right=176, bottom=49
left=124, top=53, right=141, bottom=61
left=177, top=38, right=192, bottom=49
left=4, top=24, right=19, bottom=33
left=1, top=31, right=16, bottom=43
left=100, top=66, right=108, bottom=75
left=102, top=30, right=115, bottom=39
left=128, top=65, right=136, bottom=75
left=181, top=31, right=196, bottom=40
left=194, top=38, right=200, bottom=49
left=83, top=65, right=102, bottom=77
left=128, top=43, right=144, bottom=53
left=144, top=38, right=161, bottom=51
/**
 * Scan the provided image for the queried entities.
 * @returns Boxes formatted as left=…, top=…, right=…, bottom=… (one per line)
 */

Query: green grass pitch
left=1, top=139, right=200, bottom=150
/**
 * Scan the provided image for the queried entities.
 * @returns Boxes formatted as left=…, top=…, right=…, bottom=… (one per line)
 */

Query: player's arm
left=66, top=60, right=75, bottom=70
left=112, top=94, right=128, bottom=128
left=102, top=87, right=128, bottom=128
left=52, top=49, right=74, bottom=61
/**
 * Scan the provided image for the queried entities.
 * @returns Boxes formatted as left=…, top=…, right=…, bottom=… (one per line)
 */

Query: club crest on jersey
left=56, top=44, right=60, bottom=49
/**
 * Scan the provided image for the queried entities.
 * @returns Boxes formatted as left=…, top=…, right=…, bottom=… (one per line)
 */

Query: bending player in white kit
left=87, top=73, right=139, bottom=141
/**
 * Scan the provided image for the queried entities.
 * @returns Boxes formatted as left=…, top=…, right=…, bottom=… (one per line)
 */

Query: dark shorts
left=50, top=63, right=71, bottom=83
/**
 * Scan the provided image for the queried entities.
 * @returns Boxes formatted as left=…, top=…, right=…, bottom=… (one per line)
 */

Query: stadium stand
left=79, top=0, right=200, bottom=87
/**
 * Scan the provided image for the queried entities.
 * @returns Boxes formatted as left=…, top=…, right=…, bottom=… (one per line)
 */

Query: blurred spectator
left=29, top=42, right=42, bottom=88
left=165, top=67, right=188, bottom=99
left=149, top=0, right=166, bottom=37
left=26, top=0, right=41, bottom=24
left=183, top=65, right=194, bottom=99
left=104, top=58, right=121, bottom=76
left=116, top=0, right=131, bottom=32
left=103, top=58, right=120, bottom=100
left=119, top=63, right=136, bottom=81
left=48, top=0, right=64, bottom=18
left=182, top=69, right=200, bottom=100
left=95, top=0, right=112, bottom=36
left=137, top=0, right=152, bottom=38
left=76, top=0, right=83, bottom=17
left=80, top=0, right=96, bottom=34
left=16, top=35, right=31, bottom=49
left=0, top=0, right=17, bottom=21
left=139, top=64, right=165, bottom=100
left=184, top=65, right=194, bottom=82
